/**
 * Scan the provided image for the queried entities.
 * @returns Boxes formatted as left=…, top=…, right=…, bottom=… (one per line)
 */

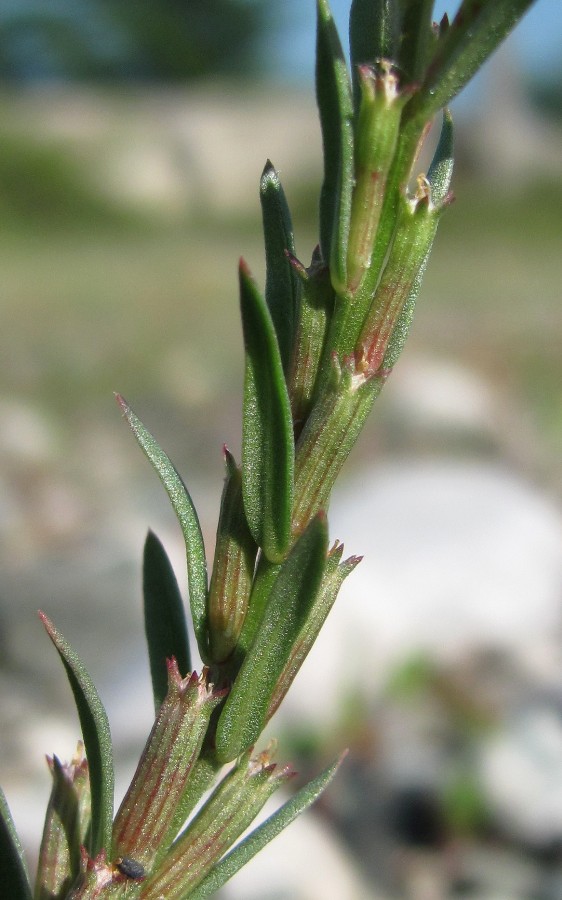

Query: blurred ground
left=0, top=84, right=561, bottom=898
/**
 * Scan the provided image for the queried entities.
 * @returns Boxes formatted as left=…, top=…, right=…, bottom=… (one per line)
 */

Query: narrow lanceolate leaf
left=208, top=449, right=258, bottom=663
left=112, top=664, right=224, bottom=873
left=187, top=753, right=347, bottom=900
left=215, top=515, right=329, bottom=763
left=316, top=0, right=354, bottom=294
left=260, top=160, right=300, bottom=376
left=139, top=747, right=294, bottom=900
left=349, top=0, right=401, bottom=107
left=0, top=786, right=32, bottom=900
left=116, top=395, right=209, bottom=659
left=398, top=0, right=436, bottom=84
left=411, top=0, right=536, bottom=121
left=39, top=612, right=114, bottom=858
left=240, top=260, right=294, bottom=564
left=35, top=745, right=91, bottom=900
left=267, top=547, right=362, bottom=720
left=143, top=530, right=191, bottom=713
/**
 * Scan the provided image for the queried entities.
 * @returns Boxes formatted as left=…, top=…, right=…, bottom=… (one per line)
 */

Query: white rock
left=480, top=706, right=562, bottom=845
left=220, top=792, right=384, bottom=900
left=274, top=461, right=562, bottom=728
left=390, top=358, right=498, bottom=433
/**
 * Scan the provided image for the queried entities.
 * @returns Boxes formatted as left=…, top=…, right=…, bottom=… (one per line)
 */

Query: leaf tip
left=38, top=609, right=53, bottom=635
left=285, top=249, right=308, bottom=281
left=260, top=158, right=278, bottom=189
left=114, top=392, right=129, bottom=415
left=222, top=443, right=236, bottom=465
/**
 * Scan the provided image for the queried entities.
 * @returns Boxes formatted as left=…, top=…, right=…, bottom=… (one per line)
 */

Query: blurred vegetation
left=0, top=104, right=560, bottom=488
left=0, top=133, right=140, bottom=230
left=0, top=0, right=267, bottom=82
left=528, top=70, right=562, bottom=122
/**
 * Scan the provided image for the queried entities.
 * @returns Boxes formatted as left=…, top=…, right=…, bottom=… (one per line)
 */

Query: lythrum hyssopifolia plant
left=1, top=2, right=538, bottom=897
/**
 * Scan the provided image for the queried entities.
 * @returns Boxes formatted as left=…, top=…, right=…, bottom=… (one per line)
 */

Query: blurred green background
left=0, top=0, right=560, bottom=491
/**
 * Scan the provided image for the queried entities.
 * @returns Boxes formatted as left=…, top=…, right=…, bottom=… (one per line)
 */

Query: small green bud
left=35, top=744, right=91, bottom=899
left=345, top=61, right=414, bottom=296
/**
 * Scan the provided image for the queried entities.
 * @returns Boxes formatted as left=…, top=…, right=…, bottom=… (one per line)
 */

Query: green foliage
left=316, top=0, right=355, bottom=293
left=0, top=788, right=32, bottom=900
left=260, top=161, right=300, bottom=377
left=116, top=395, right=209, bottom=661
left=187, top=754, right=346, bottom=899
left=239, top=260, right=294, bottom=563
left=2, top=1, right=539, bottom=896
left=0, top=0, right=267, bottom=82
left=0, top=135, right=135, bottom=232
left=35, top=750, right=91, bottom=898
left=39, top=613, right=114, bottom=859
left=143, top=530, right=192, bottom=712
left=208, top=450, right=258, bottom=663
left=442, top=771, right=490, bottom=837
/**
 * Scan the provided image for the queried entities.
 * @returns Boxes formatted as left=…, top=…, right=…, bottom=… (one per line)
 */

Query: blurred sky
left=2, top=1, right=560, bottom=88
left=268, top=0, right=561, bottom=100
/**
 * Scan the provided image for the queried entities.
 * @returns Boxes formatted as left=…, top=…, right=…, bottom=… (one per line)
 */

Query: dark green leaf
left=414, top=0, right=536, bottom=119
left=39, top=612, right=114, bottom=857
left=260, top=160, right=300, bottom=376
left=0, top=787, right=31, bottom=900
left=143, top=530, right=191, bottom=713
left=316, top=0, right=354, bottom=291
left=116, top=395, right=209, bottom=659
left=398, top=0, right=435, bottom=84
left=187, top=753, right=346, bottom=900
left=239, top=260, right=294, bottom=563
left=215, top=515, right=329, bottom=762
